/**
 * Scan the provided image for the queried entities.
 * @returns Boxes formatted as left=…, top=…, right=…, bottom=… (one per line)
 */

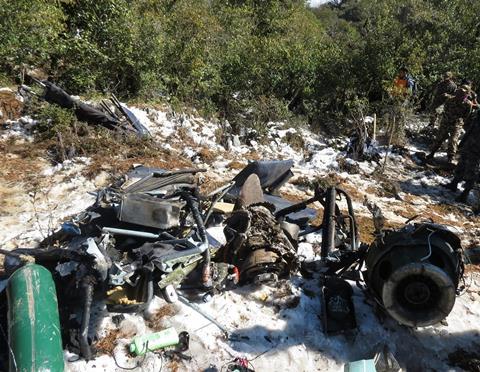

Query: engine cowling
left=364, top=223, right=463, bottom=327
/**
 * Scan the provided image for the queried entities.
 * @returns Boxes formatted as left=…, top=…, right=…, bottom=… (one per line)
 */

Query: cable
left=250, top=346, right=274, bottom=361
left=113, top=351, right=146, bottom=370
left=141, top=352, right=160, bottom=372
left=221, top=358, right=255, bottom=372
left=219, top=346, right=276, bottom=372
left=157, top=351, right=163, bottom=372
left=420, top=229, right=436, bottom=261
left=112, top=340, right=153, bottom=371
left=457, top=245, right=472, bottom=296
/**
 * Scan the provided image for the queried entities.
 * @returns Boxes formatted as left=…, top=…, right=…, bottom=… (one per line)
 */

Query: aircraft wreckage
left=19, top=77, right=150, bottom=136
left=0, top=160, right=465, bottom=370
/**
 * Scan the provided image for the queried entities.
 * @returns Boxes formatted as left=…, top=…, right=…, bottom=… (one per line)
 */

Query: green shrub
left=1, top=0, right=480, bottom=135
left=35, top=105, right=77, bottom=140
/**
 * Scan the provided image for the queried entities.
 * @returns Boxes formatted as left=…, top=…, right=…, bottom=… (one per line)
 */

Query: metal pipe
left=177, top=295, right=229, bottom=339
left=206, top=182, right=235, bottom=198
left=342, top=214, right=357, bottom=252
left=180, top=191, right=211, bottom=286
left=30, top=76, right=46, bottom=87
left=275, top=187, right=324, bottom=219
left=102, top=228, right=199, bottom=248
left=110, top=93, right=135, bottom=132
left=102, top=227, right=160, bottom=239
left=337, top=188, right=359, bottom=250
left=321, top=187, right=337, bottom=260
left=152, top=168, right=207, bottom=177
left=100, top=100, right=117, bottom=119
left=203, top=182, right=235, bottom=225
left=79, top=279, right=94, bottom=360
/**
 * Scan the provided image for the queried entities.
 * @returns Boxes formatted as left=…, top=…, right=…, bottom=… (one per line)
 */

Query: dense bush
left=1, top=0, right=479, bottom=134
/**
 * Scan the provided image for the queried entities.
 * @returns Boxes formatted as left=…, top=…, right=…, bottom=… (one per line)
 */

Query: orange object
left=392, top=77, right=409, bottom=97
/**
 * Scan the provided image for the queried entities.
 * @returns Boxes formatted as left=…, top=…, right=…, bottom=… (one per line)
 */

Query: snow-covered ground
left=1, top=106, right=480, bottom=371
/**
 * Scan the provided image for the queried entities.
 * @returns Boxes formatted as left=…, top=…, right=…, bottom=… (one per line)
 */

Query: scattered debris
left=20, top=78, right=150, bottom=136
left=1, top=100, right=478, bottom=371
left=321, top=276, right=356, bottom=334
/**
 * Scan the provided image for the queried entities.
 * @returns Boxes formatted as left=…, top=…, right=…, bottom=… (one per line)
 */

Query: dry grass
left=364, top=185, right=378, bottom=195
left=284, top=131, right=305, bottom=151
left=310, top=209, right=323, bottom=227
left=291, top=173, right=346, bottom=191
left=420, top=203, right=466, bottom=227
left=0, top=141, right=46, bottom=185
left=199, top=175, right=227, bottom=194
left=227, top=160, right=246, bottom=170
left=82, top=149, right=193, bottom=180
left=356, top=214, right=404, bottom=244
left=146, top=305, right=178, bottom=332
left=393, top=203, right=422, bottom=221
left=279, top=190, right=307, bottom=203
left=95, top=329, right=132, bottom=356
left=175, top=127, right=195, bottom=146
left=356, top=214, right=377, bottom=244
left=198, top=147, right=217, bottom=162
left=339, top=185, right=365, bottom=204
left=166, top=359, right=181, bottom=372
left=0, top=157, right=42, bottom=185
left=0, top=183, right=29, bottom=219
left=243, top=151, right=262, bottom=161
left=464, top=264, right=480, bottom=274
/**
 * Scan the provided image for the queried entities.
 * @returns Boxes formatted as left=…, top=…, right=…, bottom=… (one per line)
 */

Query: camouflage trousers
left=430, top=117, right=463, bottom=160
left=463, top=110, right=478, bottom=133
left=455, top=147, right=480, bottom=182
left=429, top=99, right=445, bottom=127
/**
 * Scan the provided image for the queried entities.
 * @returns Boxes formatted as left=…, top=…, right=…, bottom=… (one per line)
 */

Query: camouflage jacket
left=469, top=90, right=478, bottom=105
left=443, top=93, right=473, bottom=121
left=432, top=79, right=457, bottom=105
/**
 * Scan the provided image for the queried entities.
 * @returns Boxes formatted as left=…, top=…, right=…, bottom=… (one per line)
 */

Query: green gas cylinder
left=7, top=264, right=65, bottom=372
left=129, top=327, right=179, bottom=356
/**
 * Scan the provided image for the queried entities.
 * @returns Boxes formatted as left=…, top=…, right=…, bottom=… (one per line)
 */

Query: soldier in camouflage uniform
left=428, top=72, right=457, bottom=127
left=446, top=112, right=480, bottom=202
left=462, top=80, right=478, bottom=131
left=426, top=85, right=474, bottom=163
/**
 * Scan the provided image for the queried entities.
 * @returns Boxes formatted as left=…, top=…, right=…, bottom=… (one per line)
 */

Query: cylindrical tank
left=364, top=224, right=462, bottom=327
left=7, top=264, right=65, bottom=372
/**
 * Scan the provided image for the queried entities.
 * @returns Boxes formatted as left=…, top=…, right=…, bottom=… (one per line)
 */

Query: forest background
left=2, top=0, right=479, bottom=134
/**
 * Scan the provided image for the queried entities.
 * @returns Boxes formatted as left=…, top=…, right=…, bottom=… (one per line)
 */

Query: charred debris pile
left=0, top=158, right=467, bottom=370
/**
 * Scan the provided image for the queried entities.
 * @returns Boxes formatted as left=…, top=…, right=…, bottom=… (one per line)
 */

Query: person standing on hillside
left=391, top=67, right=416, bottom=98
left=428, top=72, right=457, bottom=127
left=446, top=112, right=480, bottom=202
left=461, top=79, right=479, bottom=131
left=426, top=85, right=474, bottom=163
left=387, top=67, right=416, bottom=145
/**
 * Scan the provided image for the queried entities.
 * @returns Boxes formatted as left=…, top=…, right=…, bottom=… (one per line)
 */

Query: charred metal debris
left=19, top=77, right=150, bottom=136
left=0, top=160, right=466, bottom=362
